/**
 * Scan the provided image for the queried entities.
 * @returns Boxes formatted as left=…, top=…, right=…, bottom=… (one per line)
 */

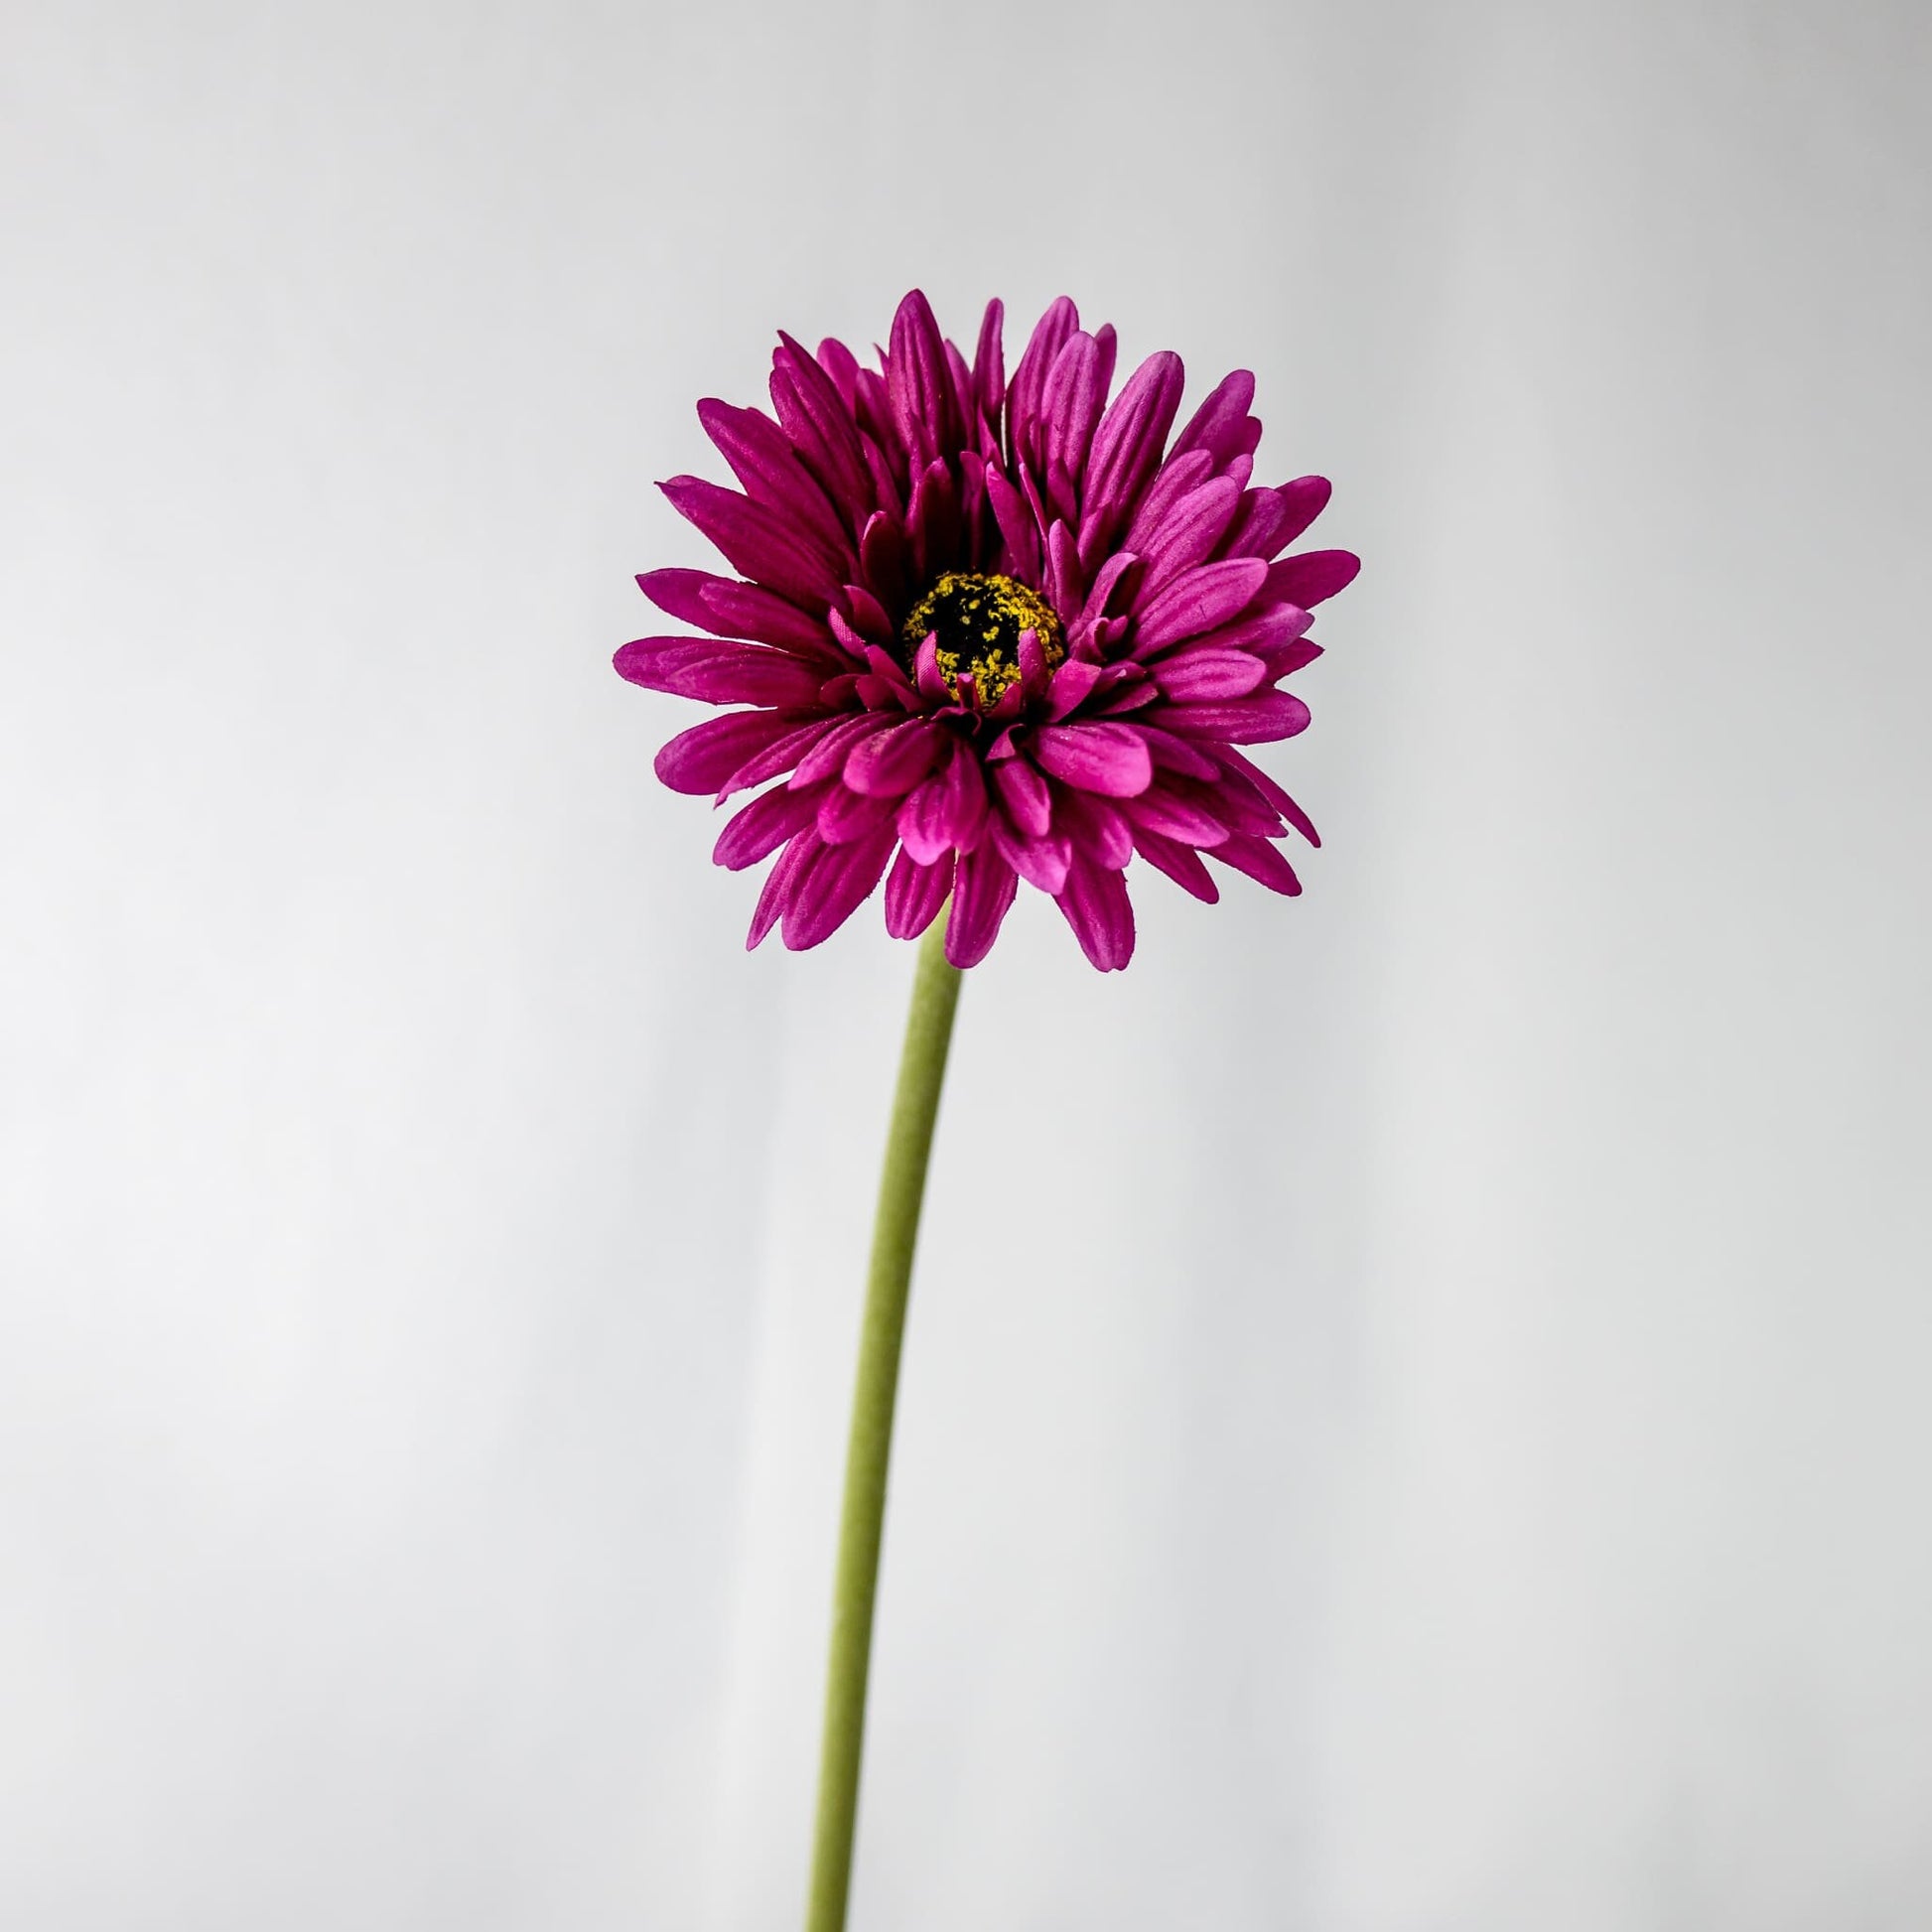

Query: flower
left=617, top=290, right=1357, bottom=971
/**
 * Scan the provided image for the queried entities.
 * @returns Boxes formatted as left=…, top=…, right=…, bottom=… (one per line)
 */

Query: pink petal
left=1051, top=785, right=1135, bottom=870
left=792, top=712, right=893, bottom=787
left=714, top=780, right=826, bottom=871
left=817, top=783, right=897, bottom=845
left=1156, top=690, right=1311, bottom=745
left=1214, top=748, right=1320, bottom=847
left=1147, top=648, right=1268, bottom=703
left=1079, top=350, right=1185, bottom=563
left=885, top=847, right=954, bottom=939
left=844, top=717, right=944, bottom=796
left=1041, top=331, right=1107, bottom=494
left=1264, top=549, right=1360, bottom=607
left=1221, top=476, right=1332, bottom=559
left=990, top=819, right=1073, bottom=896
left=986, top=467, right=1042, bottom=582
left=1053, top=852, right=1136, bottom=971
left=1033, top=722, right=1155, bottom=797
left=636, top=568, right=845, bottom=662
left=1130, top=476, right=1244, bottom=608
left=905, top=458, right=962, bottom=583
left=1045, top=657, right=1106, bottom=721
left=697, top=397, right=853, bottom=561
left=716, top=715, right=847, bottom=800
left=1120, top=782, right=1229, bottom=848
left=887, top=288, right=958, bottom=471
left=945, top=845, right=1020, bottom=968
left=1007, top=296, right=1080, bottom=478
left=1138, top=602, right=1313, bottom=663
left=897, top=742, right=988, bottom=861
left=655, top=708, right=818, bottom=796
left=659, top=477, right=844, bottom=609
left=1132, top=558, right=1271, bottom=652
left=1170, top=368, right=1257, bottom=463
left=781, top=825, right=898, bottom=949
left=748, top=830, right=819, bottom=949
left=1132, top=827, right=1220, bottom=902
left=1209, top=832, right=1303, bottom=897
left=1123, top=448, right=1213, bottom=553
left=616, top=636, right=827, bottom=708
left=971, top=298, right=1006, bottom=424
left=771, top=334, right=875, bottom=520
left=993, top=756, right=1052, bottom=837
left=1126, top=722, right=1221, bottom=780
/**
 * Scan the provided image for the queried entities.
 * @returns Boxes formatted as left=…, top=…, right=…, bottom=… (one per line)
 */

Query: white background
left=5, top=3, right=1930, bottom=1927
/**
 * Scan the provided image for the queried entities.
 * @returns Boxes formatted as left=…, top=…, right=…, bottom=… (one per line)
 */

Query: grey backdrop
left=5, top=3, right=1930, bottom=1927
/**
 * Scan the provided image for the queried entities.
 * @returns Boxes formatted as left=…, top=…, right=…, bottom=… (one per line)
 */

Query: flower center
left=900, top=572, right=1064, bottom=703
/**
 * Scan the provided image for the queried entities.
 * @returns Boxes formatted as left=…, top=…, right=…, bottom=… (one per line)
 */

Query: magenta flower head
left=617, top=290, right=1357, bottom=971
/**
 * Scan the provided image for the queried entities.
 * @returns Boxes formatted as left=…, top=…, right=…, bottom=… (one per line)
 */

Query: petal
left=1006, top=296, right=1080, bottom=477
left=1156, top=690, right=1311, bottom=744
left=1146, top=648, right=1269, bottom=703
left=1053, top=852, right=1136, bottom=971
left=781, top=825, right=899, bottom=948
left=888, top=288, right=957, bottom=470
left=1122, top=448, right=1213, bottom=553
left=1120, top=781, right=1230, bottom=847
left=971, top=297, right=1006, bottom=424
left=1033, top=722, right=1155, bottom=797
left=1132, top=558, right=1271, bottom=651
left=844, top=717, right=945, bottom=796
left=1214, top=747, right=1320, bottom=847
left=986, top=466, right=1042, bottom=582
left=885, top=846, right=955, bottom=939
left=817, top=782, right=897, bottom=844
left=1130, top=476, right=1245, bottom=608
left=793, top=712, right=894, bottom=785
left=714, top=780, right=826, bottom=871
left=769, top=349, right=875, bottom=532
left=905, top=458, right=961, bottom=583
left=1051, top=785, right=1135, bottom=870
left=1045, top=657, right=1105, bottom=721
left=945, top=845, right=1020, bottom=968
left=659, top=478, right=844, bottom=608
left=897, top=742, right=988, bottom=861
left=1264, top=549, right=1360, bottom=607
left=814, top=336, right=862, bottom=408
left=1139, top=602, right=1313, bottom=663
left=697, top=397, right=853, bottom=560
left=1221, top=475, right=1332, bottom=560
left=990, top=819, right=1073, bottom=896
left=1079, top=349, right=1185, bottom=560
left=858, top=510, right=911, bottom=611
left=748, top=830, right=818, bottom=949
left=1041, top=331, right=1107, bottom=493
left=1209, top=832, right=1303, bottom=896
left=1043, top=518, right=1084, bottom=621
left=1126, top=722, right=1222, bottom=780
left=716, top=714, right=848, bottom=800
left=616, top=636, right=828, bottom=708
left=1169, top=368, right=1257, bottom=468
left=636, top=568, right=846, bottom=662
left=654, top=708, right=819, bottom=795
left=1132, top=826, right=1220, bottom=902
left=992, top=756, right=1052, bottom=837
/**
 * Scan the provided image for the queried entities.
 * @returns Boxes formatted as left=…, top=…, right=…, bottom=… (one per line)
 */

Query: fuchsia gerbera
left=617, top=290, right=1357, bottom=971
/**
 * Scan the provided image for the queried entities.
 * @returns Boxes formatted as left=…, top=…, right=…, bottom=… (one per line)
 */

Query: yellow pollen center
left=900, top=571, right=1065, bottom=702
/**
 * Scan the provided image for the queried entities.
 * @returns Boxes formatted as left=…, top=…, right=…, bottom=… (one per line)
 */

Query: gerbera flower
left=617, top=290, right=1356, bottom=971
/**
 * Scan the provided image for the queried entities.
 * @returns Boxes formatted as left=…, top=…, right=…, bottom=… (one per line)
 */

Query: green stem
left=804, top=918, right=963, bottom=1932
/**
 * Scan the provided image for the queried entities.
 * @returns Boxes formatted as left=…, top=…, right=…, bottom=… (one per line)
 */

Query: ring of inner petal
left=900, top=571, right=1065, bottom=704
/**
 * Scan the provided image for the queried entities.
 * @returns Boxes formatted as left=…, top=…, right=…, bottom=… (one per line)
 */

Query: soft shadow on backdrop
left=4, top=3, right=1929, bottom=1927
